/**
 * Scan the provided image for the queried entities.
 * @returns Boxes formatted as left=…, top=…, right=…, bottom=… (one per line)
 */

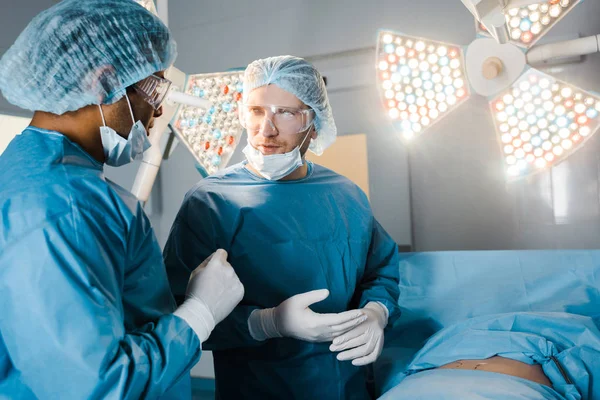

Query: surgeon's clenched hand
left=247, top=289, right=368, bottom=342
left=329, top=302, right=388, bottom=366
left=174, top=249, right=244, bottom=343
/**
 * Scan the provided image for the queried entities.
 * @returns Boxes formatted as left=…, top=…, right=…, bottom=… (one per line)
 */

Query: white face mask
left=98, top=95, right=151, bottom=167
left=243, top=129, right=312, bottom=181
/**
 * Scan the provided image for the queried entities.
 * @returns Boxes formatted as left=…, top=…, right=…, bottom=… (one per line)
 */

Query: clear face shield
left=132, top=74, right=172, bottom=110
left=239, top=103, right=315, bottom=134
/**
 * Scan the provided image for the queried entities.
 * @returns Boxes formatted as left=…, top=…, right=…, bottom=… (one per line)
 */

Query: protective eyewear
left=239, top=103, right=315, bottom=134
left=133, top=74, right=172, bottom=110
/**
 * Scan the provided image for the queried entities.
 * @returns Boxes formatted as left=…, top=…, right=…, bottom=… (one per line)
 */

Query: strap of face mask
left=97, top=94, right=136, bottom=127
left=299, top=125, right=313, bottom=151
left=124, top=94, right=136, bottom=124
left=98, top=105, right=107, bottom=127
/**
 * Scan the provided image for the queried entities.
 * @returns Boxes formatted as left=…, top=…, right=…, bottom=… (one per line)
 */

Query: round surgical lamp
left=377, top=0, right=600, bottom=181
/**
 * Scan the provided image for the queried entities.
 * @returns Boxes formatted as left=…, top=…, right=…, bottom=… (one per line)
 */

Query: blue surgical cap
left=243, top=56, right=337, bottom=155
left=0, top=0, right=177, bottom=115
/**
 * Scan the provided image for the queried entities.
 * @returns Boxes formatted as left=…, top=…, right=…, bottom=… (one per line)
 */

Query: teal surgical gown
left=163, top=161, right=401, bottom=400
left=0, top=128, right=200, bottom=399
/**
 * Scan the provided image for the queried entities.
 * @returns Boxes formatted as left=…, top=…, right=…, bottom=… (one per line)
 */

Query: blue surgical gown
left=0, top=128, right=200, bottom=399
left=163, top=161, right=401, bottom=400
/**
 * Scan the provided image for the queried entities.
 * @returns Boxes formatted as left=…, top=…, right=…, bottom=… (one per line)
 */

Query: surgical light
left=130, top=1, right=244, bottom=203
left=376, top=31, right=470, bottom=140
left=378, top=2, right=598, bottom=181
left=490, top=68, right=600, bottom=180
left=171, top=71, right=245, bottom=176
left=475, top=0, right=582, bottom=48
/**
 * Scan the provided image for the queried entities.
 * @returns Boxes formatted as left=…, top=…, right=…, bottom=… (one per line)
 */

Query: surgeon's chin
left=258, top=145, right=285, bottom=155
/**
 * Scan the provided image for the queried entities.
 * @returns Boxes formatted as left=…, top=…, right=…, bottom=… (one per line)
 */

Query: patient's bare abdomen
left=437, top=356, right=552, bottom=387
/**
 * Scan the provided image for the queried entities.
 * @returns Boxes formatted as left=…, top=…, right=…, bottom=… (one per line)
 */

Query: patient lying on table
left=380, top=312, right=600, bottom=400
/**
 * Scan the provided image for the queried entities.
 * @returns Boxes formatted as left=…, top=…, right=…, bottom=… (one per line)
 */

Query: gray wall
left=0, top=0, right=57, bottom=118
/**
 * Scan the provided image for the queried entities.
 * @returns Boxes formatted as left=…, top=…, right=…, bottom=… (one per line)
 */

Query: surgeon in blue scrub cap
left=0, top=1, right=244, bottom=399
left=164, top=55, right=401, bottom=399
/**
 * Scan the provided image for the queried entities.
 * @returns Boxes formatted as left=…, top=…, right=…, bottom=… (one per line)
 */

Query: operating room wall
left=0, top=0, right=54, bottom=118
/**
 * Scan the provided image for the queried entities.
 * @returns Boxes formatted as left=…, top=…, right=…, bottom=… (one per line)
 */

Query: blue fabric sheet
left=380, top=312, right=600, bottom=399
left=374, top=251, right=600, bottom=399
left=380, top=369, right=568, bottom=400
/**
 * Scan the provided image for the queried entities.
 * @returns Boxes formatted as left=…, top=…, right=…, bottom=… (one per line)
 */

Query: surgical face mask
left=98, top=95, right=151, bottom=167
left=243, top=128, right=312, bottom=181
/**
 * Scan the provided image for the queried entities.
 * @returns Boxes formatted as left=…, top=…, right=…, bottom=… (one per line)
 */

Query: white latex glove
left=247, top=289, right=368, bottom=343
left=174, top=249, right=245, bottom=343
left=329, top=302, right=388, bottom=366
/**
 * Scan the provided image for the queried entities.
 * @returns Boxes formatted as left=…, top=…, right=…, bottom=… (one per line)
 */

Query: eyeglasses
left=133, top=74, right=172, bottom=110
left=239, top=103, right=315, bottom=134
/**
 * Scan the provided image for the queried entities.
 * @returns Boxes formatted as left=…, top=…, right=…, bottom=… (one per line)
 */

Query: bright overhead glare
left=477, top=0, right=582, bottom=48
left=172, top=71, right=245, bottom=176
left=377, top=30, right=469, bottom=140
left=490, top=69, right=600, bottom=180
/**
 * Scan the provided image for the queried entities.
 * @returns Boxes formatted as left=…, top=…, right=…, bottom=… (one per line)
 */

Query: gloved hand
left=247, top=289, right=367, bottom=342
left=329, top=302, right=388, bottom=366
left=174, top=249, right=245, bottom=343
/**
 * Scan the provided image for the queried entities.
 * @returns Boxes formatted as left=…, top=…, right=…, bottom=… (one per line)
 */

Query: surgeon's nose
left=259, top=117, right=278, bottom=138
left=154, top=105, right=163, bottom=119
